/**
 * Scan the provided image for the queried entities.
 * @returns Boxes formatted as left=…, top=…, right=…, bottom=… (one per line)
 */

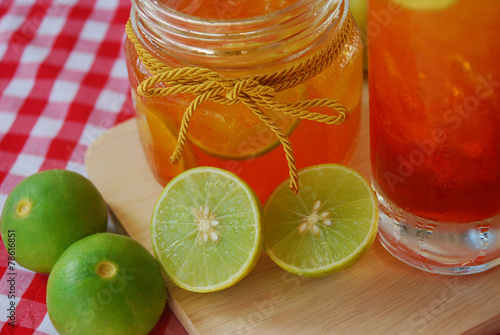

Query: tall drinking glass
left=368, top=0, right=500, bottom=274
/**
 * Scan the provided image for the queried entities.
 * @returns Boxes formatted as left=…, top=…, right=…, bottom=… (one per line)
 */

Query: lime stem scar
left=15, top=199, right=32, bottom=218
left=98, top=261, right=117, bottom=278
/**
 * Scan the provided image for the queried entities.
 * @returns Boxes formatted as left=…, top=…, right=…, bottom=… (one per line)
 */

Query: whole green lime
left=0, top=169, right=107, bottom=273
left=47, top=233, right=167, bottom=335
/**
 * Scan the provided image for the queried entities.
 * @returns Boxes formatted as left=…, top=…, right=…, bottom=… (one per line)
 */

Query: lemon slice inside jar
left=182, top=87, right=302, bottom=160
left=135, top=95, right=197, bottom=184
left=395, top=0, right=459, bottom=11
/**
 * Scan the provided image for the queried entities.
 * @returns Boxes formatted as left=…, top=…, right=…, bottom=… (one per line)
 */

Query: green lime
left=395, top=0, right=459, bottom=11
left=349, top=0, right=368, bottom=69
left=263, top=164, right=378, bottom=277
left=0, top=169, right=107, bottom=273
left=350, top=0, right=367, bottom=34
left=151, top=166, right=262, bottom=293
left=47, top=233, right=167, bottom=335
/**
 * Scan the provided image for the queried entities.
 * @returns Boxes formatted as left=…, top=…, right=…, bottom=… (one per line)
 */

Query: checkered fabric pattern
left=0, top=0, right=187, bottom=334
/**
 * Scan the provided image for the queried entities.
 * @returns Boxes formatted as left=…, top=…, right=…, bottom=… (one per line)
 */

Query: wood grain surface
left=85, top=83, right=500, bottom=335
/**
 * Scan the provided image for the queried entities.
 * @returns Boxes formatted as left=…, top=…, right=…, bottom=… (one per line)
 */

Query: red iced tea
left=369, top=0, right=500, bottom=223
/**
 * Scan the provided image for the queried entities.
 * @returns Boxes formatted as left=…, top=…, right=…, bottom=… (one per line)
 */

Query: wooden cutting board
left=84, top=83, right=500, bottom=335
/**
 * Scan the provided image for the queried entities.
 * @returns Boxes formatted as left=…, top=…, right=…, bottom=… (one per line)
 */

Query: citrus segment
left=395, top=0, right=459, bottom=11
left=263, top=164, right=378, bottom=277
left=47, top=233, right=167, bottom=335
left=151, top=166, right=262, bottom=292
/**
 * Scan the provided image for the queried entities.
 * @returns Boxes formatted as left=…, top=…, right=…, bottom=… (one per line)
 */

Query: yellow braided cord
left=239, top=96, right=299, bottom=193
left=125, top=14, right=354, bottom=193
left=255, top=16, right=353, bottom=92
left=170, top=88, right=224, bottom=163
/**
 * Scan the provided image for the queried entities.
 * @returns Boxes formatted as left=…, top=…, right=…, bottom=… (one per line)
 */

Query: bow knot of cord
left=125, top=14, right=354, bottom=194
left=225, top=78, right=276, bottom=101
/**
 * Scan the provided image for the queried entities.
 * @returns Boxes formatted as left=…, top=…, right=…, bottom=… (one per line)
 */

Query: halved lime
left=263, top=164, right=378, bottom=277
left=395, top=0, right=459, bottom=11
left=151, top=167, right=262, bottom=292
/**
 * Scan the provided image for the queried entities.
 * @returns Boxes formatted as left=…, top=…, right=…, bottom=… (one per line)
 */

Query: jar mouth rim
left=133, top=0, right=344, bottom=36
left=151, top=0, right=302, bottom=24
left=134, top=0, right=341, bottom=27
left=130, top=0, right=348, bottom=72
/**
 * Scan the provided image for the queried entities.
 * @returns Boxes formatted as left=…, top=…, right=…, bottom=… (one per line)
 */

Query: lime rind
left=263, top=164, right=378, bottom=277
left=151, top=166, right=262, bottom=293
left=47, top=233, right=166, bottom=335
left=395, top=0, right=459, bottom=11
left=0, top=169, right=107, bottom=273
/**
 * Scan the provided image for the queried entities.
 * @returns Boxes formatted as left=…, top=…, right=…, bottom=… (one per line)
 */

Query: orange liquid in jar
left=126, top=0, right=363, bottom=202
left=369, top=0, right=500, bottom=222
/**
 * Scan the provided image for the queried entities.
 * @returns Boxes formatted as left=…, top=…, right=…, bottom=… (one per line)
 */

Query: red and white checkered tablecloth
left=0, top=0, right=188, bottom=334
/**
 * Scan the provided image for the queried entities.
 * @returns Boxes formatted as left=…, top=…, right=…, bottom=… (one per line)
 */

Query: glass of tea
left=368, top=0, right=500, bottom=274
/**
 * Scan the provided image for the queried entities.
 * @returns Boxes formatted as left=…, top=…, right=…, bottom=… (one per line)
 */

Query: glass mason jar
left=125, top=0, right=363, bottom=202
left=368, top=0, right=500, bottom=274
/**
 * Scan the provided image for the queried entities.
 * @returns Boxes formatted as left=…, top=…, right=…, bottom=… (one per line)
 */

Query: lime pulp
left=151, top=166, right=262, bottom=292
